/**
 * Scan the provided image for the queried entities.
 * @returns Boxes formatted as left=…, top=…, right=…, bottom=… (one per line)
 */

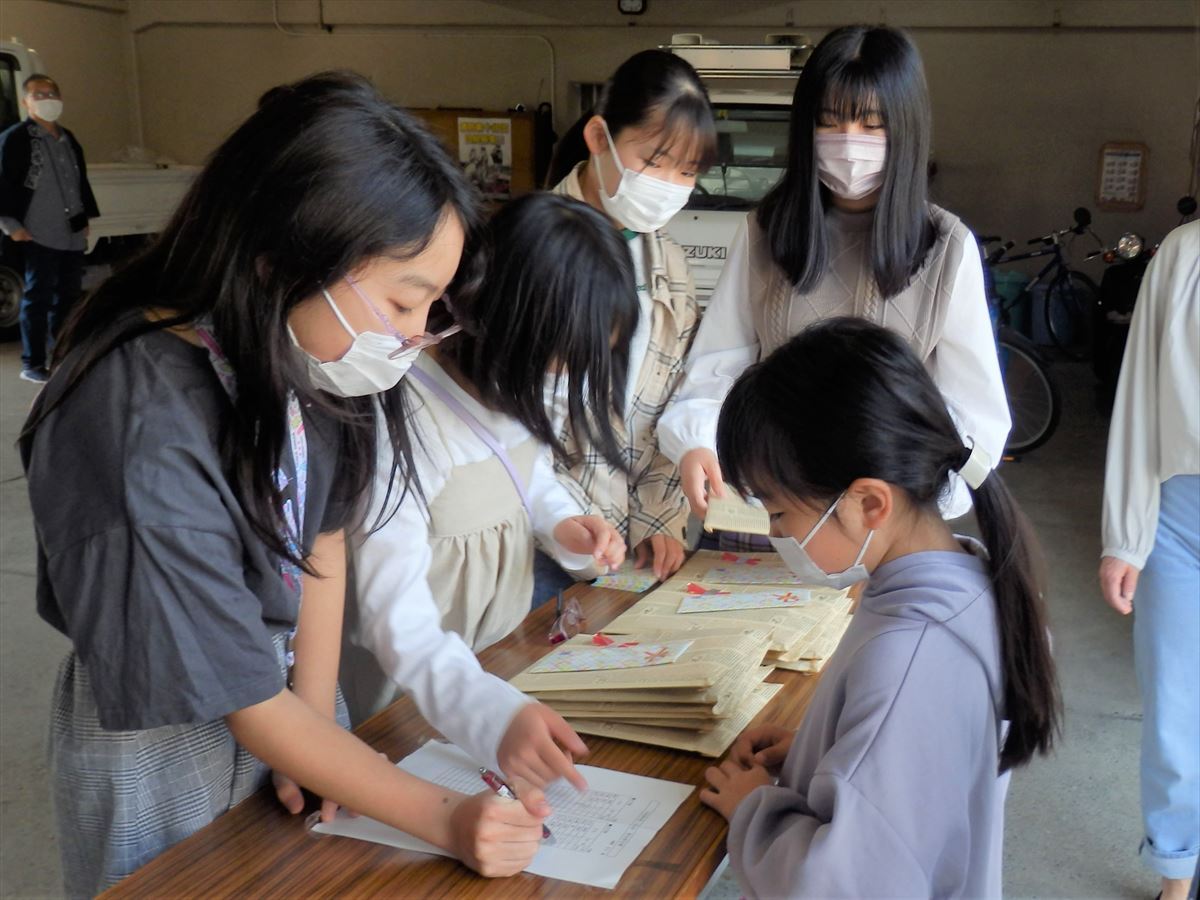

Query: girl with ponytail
left=536, top=49, right=717, bottom=597
left=699, top=317, right=1061, bottom=897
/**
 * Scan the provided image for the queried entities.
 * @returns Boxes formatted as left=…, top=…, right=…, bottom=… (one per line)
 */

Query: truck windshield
left=687, top=104, right=791, bottom=211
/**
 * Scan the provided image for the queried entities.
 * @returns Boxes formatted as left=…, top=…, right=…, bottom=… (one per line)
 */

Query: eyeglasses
left=343, top=275, right=462, bottom=359
left=548, top=592, right=585, bottom=645
left=28, top=90, right=60, bottom=101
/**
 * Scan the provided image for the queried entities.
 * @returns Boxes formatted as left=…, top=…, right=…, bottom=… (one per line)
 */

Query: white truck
left=0, top=39, right=197, bottom=331
left=663, top=34, right=805, bottom=304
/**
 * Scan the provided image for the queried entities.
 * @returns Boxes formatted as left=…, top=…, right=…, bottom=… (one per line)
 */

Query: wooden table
left=103, top=584, right=824, bottom=899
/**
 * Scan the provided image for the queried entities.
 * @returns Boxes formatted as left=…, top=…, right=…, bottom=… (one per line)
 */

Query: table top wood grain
left=103, top=583, right=823, bottom=899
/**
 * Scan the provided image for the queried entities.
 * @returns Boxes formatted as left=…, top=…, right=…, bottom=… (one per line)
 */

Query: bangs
left=820, top=64, right=884, bottom=124
left=646, top=96, right=719, bottom=172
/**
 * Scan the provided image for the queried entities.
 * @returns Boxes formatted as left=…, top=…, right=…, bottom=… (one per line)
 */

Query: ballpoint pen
left=479, top=767, right=553, bottom=841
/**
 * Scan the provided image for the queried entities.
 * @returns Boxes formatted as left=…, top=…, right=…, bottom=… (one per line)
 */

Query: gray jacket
left=729, top=542, right=1010, bottom=898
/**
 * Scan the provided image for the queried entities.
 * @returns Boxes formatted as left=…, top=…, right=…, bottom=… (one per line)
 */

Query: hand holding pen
left=480, top=768, right=554, bottom=842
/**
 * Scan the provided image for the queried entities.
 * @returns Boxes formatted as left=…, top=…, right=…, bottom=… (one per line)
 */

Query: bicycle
left=990, top=207, right=1101, bottom=360
left=979, top=236, right=1062, bottom=456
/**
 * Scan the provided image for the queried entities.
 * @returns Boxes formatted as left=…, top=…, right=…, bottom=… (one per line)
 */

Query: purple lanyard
left=409, top=365, right=532, bottom=515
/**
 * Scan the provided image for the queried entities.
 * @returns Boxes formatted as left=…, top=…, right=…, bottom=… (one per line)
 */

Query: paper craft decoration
left=678, top=588, right=813, bottom=614
left=528, top=639, right=693, bottom=673
left=700, top=552, right=805, bottom=585
left=313, top=741, right=692, bottom=890
left=592, top=562, right=658, bottom=593
left=703, top=494, right=770, bottom=535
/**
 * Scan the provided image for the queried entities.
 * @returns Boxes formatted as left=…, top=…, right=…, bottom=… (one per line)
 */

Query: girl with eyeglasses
left=20, top=73, right=558, bottom=893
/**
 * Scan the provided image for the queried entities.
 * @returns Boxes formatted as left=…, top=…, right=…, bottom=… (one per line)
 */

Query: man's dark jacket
left=0, top=119, right=100, bottom=225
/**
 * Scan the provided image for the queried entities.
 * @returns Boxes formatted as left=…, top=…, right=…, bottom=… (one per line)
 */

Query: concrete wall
left=1, top=0, right=140, bottom=161
left=8, top=0, right=1199, bottom=255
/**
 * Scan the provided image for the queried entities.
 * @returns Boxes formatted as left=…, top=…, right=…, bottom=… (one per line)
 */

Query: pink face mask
left=814, top=133, right=887, bottom=200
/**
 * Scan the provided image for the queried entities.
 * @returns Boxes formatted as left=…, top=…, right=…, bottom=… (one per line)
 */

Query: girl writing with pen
left=21, top=73, right=568, bottom=893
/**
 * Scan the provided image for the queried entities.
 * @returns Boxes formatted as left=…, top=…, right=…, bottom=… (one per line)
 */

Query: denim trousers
left=20, top=241, right=84, bottom=370
left=1134, top=474, right=1200, bottom=879
left=531, top=549, right=578, bottom=610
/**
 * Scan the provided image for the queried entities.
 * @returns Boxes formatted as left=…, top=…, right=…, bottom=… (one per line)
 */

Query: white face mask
left=30, top=99, right=63, bottom=123
left=814, top=133, right=887, bottom=200
left=768, top=492, right=874, bottom=590
left=593, top=120, right=693, bottom=233
left=292, top=288, right=418, bottom=397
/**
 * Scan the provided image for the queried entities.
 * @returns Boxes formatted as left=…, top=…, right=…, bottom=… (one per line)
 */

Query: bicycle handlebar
left=1029, top=225, right=1078, bottom=246
left=986, top=241, right=1014, bottom=265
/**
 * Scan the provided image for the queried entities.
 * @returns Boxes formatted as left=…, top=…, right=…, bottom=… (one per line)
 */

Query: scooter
left=1091, top=195, right=1198, bottom=411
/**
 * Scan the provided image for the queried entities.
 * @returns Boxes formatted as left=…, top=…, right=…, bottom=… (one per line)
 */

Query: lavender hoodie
left=728, top=542, right=1010, bottom=898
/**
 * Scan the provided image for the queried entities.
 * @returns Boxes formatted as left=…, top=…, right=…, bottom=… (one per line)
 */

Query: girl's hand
left=700, top=758, right=772, bottom=822
left=497, top=703, right=590, bottom=801
left=1099, top=556, right=1139, bottom=616
left=272, top=771, right=340, bottom=823
left=448, top=788, right=547, bottom=877
left=272, top=770, right=308, bottom=815
left=554, top=515, right=626, bottom=571
left=634, top=533, right=686, bottom=582
left=680, top=448, right=725, bottom=519
left=729, top=724, right=795, bottom=773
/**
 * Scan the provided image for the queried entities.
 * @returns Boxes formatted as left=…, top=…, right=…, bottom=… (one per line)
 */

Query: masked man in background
left=0, top=74, right=99, bottom=383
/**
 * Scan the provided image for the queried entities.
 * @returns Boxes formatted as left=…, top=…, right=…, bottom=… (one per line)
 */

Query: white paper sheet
left=311, top=741, right=693, bottom=890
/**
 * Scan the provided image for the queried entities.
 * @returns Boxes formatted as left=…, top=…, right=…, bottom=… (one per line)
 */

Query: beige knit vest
left=751, top=205, right=970, bottom=362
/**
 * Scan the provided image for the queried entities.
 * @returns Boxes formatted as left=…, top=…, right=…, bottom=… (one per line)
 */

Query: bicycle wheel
left=998, top=326, right=1061, bottom=455
left=1044, top=270, right=1097, bottom=360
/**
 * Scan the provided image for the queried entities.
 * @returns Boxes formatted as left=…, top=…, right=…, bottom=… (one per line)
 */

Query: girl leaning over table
left=20, top=73, right=574, bottom=895
left=699, top=318, right=1062, bottom=896
left=341, top=192, right=634, bottom=745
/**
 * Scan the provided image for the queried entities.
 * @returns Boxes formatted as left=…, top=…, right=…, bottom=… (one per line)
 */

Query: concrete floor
left=0, top=338, right=1160, bottom=898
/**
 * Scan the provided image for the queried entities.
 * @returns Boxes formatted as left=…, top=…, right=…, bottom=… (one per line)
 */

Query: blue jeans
left=1135, top=474, right=1200, bottom=879
left=20, top=241, right=84, bottom=370
left=531, top=549, right=578, bottom=610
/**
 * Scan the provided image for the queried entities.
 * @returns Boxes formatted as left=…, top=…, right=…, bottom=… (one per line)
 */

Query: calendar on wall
left=1097, top=142, right=1148, bottom=211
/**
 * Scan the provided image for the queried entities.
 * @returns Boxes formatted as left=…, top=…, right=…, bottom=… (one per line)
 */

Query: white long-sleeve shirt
left=348, top=355, right=591, bottom=770
left=1102, top=219, right=1200, bottom=569
left=658, top=208, right=1011, bottom=519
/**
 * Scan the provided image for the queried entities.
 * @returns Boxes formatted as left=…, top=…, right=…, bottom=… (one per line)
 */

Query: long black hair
left=440, top=192, right=637, bottom=468
left=757, top=25, right=936, bottom=299
left=23, top=71, right=484, bottom=570
left=545, top=49, right=717, bottom=188
left=717, top=317, right=1061, bottom=772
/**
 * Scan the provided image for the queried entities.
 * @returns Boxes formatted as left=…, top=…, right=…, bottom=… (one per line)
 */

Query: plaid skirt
left=50, top=632, right=350, bottom=897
